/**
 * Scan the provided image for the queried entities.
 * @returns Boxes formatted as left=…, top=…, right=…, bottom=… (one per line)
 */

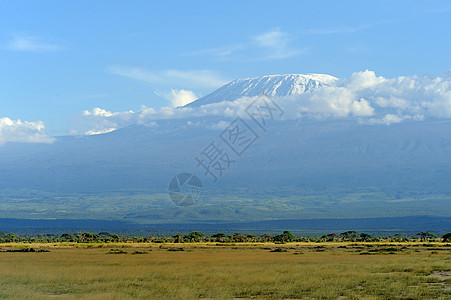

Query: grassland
left=0, top=242, right=449, bottom=299
left=1, top=188, right=450, bottom=224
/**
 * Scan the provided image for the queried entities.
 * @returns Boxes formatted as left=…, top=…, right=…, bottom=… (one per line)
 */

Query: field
left=0, top=242, right=450, bottom=299
left=1, top=188, right=450, bottom=225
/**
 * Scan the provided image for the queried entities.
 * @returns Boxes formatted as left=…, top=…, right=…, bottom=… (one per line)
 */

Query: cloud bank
left=76, top=71, right=451, bottom=134
left=0, top=117, right=55, bottom=145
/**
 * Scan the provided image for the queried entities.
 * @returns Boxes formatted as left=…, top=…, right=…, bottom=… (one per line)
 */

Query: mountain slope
left=1, top=73, right=450, bottom=228
left=1, top=118, right=450, bottom=225
left=188, top=73, right=337, bottom=106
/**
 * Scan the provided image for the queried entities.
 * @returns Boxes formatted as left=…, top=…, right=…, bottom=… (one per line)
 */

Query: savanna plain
left=0, top=242, right=450, bottom=299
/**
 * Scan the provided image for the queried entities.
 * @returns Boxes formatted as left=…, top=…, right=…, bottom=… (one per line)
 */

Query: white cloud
left=374, top=96, right=409, bottom=110
left=190, top=44, right=246, bottom=57
left=365, top=114, right=424, bottom=125
left=367, top=114, right=405, bottom=125
left=83, top=107, right=118, bottom=117
left=108, top=66, right=228, bottom=89
left=209, top=120, right=231, bottom=130
left=75, top=70, right=451, bottom=134
left=79, top=108, right=135, bottom=136
left=291, top=86, right=374, bottom=118
left=0, top=117, right=55, bottom=145
left=188, top=28, right=303, bottom=61
left=254, top=30, right=286, bottom=48
left=252, top=29, right=302, bottom=60
left=85, top=128, right=117, bottom=135
left=348, top=70, right=386, bottom=89
left=158, top=89, right=198, bottom=107
left=6, top=35, right=60, bottom=52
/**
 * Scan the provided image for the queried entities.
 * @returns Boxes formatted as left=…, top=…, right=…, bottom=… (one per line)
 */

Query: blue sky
left=1, top=0, right=450, bottom=136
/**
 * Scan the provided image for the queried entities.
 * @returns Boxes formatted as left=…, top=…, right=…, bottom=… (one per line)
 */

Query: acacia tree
left=416, top=232, right=436, bottom=241
left=339, top=231, right=359, bottom=242
left=173, top=233, right=182, bottom=243
left=60, top=233, right=76, bottom=242
left=3, top=233, right=17, bottom=243
left=274, top=231, right=295, bottom=243
left=212, top=233, right=226, bottom=242
left=260, top=234, right=273, bottom=242
left=321, top=233, right=338, bottom=242
left=359, top=233, right=373, bottom=242
left=231, top=233, right=247, bottom=242
left=442, top=233, right=451, bottom=243
left=183, top=232, right=204, bottom=242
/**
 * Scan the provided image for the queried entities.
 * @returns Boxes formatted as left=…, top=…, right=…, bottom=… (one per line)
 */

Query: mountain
left=0, top=73, right=450, bottom=232
left=187, top=73, right=337, bottom=106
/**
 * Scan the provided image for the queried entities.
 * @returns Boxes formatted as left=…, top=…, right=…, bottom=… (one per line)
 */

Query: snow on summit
left=187, top=73, right=337, bottom=106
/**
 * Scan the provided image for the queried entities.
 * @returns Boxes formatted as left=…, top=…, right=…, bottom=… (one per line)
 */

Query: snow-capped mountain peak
left=187, top=73, right=337, bottom=107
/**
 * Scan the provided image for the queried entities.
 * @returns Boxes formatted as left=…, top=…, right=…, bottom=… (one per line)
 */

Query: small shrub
left=270, top=248, right=287, bottom=252
left=168, top=247, right=184, bottom=251
left=4, top=248, right=49, bottom=253
left=107, top=249, right=127, bottom=254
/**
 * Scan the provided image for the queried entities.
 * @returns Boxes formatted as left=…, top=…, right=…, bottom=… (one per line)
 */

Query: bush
left=270, top=248, right=287, bottom=252
left=107, top=249, right=127, bottom=254
left=168, top=247, right=185, bottom=251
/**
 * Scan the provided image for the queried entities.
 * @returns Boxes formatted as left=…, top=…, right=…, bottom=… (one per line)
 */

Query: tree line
left=1, top=231, right=450, bottom=243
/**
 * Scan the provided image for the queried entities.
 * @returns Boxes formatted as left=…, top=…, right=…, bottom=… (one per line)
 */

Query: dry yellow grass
left=0, top=242, right=449, bottom=299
